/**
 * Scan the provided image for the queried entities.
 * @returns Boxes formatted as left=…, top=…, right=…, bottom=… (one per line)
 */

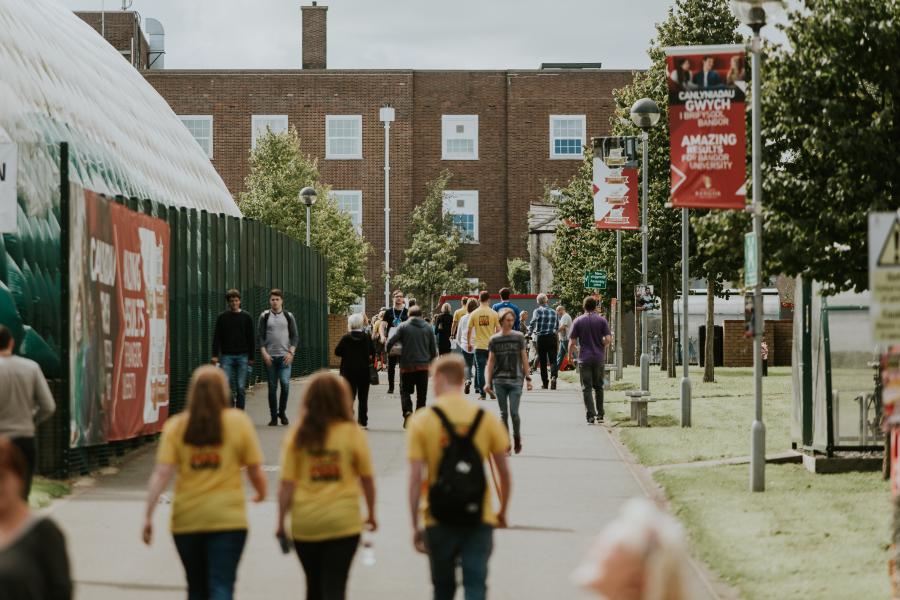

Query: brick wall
left=772, top=319, right=793, bottom=367
left=723, top=320, right=776, bottom=367
left=77, top=11, right=149, bottom=69
left=301, top=4, right=327, bottom=69
left=327, top=314, right=345, bottom=368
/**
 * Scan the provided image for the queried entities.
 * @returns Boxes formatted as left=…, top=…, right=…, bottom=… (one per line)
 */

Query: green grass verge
left=655, top=464, right=890, bottom=599
left=29, top=477, right=71, bottom=508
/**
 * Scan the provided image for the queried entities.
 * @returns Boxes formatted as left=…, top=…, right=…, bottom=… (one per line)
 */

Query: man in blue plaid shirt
left=528, top=293, right=560, bottom=389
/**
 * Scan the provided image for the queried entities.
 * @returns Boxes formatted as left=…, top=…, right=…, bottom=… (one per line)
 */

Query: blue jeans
left=474, top=349, right=489, bottom=396
left=556, top=339, right=568, bottom=371
left=426, top=524, right=494, bottom=600
left=461, top=350, right=475, bottom=383
left=267, top=355, right=291, bottom=419
left=173, top=529, right=247, bottom=600
left=493, top=380, right=522, bottom=438
left=220, top=355, right=249, bottom=410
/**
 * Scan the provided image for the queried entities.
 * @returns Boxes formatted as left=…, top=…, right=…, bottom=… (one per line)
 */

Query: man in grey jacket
left=256, top=289, right=299, bottom=426
left=0, top=325, right=56, bottom=499
left=386, top=306, right=436, bottom=427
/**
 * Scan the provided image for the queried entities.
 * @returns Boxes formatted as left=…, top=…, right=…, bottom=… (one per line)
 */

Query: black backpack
left=428, top=406, right=487, bottom=527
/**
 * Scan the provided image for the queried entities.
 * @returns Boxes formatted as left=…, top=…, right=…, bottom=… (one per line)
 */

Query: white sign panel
left=869, top=212, right=900, bottom=344
left=0, top=143, right=16, bottom=234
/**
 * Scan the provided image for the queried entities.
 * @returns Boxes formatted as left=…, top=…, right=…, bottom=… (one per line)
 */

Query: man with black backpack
left=407, top=354, right=512, bottom=600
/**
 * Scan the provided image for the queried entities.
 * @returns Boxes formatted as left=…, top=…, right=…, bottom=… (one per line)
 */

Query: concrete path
left=50, top=374, right=720, bottom=599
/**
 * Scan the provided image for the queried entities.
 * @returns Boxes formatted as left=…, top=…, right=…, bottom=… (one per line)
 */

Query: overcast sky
left=61, top=0, right=690, bottom=70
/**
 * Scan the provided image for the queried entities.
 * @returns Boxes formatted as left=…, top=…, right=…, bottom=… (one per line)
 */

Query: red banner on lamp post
left=592, top=136, right=640, bottom=230
left=665, top=45, right=747, bottom=209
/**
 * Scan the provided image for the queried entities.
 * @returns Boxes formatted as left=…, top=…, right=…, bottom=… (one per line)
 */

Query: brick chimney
left=301, top=2, right=327, bottom=69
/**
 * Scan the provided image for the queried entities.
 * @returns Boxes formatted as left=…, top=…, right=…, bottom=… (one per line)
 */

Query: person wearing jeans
left=568, top=296, right=612, bottom=424
left=211, top=289, right=255, bottom=410
left=528, top=294, right=560, bottom=389
left=455, top=298, right=478, bottom=394
left=257, top=289, right=299, bottom=426
left=484, top=308, right=533, bottom=454
left=172, top=530, right=247, bottom=599
left=555, top=305, right=572, bottom=372
left=425, top=524, right=494, bottom=600
left=386, top=306, right=436, bottom=428
left=467, top=291, right=500, bottom=401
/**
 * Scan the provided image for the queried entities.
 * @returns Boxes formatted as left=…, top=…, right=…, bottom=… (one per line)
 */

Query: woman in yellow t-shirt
left=277, top=371, right=377, bottom=600
left=142, top=365, right=267, bottom=600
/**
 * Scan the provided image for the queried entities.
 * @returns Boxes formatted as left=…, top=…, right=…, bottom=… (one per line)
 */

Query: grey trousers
left=578, top=362, right=604, bottom=419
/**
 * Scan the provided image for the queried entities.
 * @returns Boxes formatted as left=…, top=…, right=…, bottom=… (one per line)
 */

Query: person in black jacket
left=434, top=303, right=454, bottom=356
left=386, top=306, right=437, bottom=428
left=335, top=313, right=377, bottom=428
left=211, top=289, right=255, bottom=410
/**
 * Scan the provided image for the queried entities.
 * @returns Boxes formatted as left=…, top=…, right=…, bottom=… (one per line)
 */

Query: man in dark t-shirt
left=211, top=289, right=255, bottom=410
left=568, top=296, right=612, bottom=424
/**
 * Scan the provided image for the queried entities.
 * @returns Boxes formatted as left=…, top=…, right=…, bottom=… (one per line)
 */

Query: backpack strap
left=431, top=406, right=459, bottom=440
left=465, top=409, right=485, bottom=441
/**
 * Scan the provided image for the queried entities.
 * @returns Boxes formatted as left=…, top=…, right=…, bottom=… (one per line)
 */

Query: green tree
left=762, top=0, right=900, bottom=294
left=507, top=258, right=530, bottom=294
left=239, top=126, right=370, bottom=314
left=395, top=171, right=472, bottom=314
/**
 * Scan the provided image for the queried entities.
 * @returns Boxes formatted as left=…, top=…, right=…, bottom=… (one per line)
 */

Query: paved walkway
left=50, top=373, right=721, bottom=599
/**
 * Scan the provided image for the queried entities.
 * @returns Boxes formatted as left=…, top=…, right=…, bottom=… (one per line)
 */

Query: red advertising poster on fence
left=665, top=45, right=747, bottom=209
left=593, top=137, right=640, bottom=230
left=70, top=189, right=170, bottom=447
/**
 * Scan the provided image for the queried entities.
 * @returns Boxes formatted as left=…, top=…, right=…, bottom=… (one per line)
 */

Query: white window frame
left=331, top=190, right=363, bottom=234
left=549, top=114, right=586, bottom=159
left=442, top=190, right=479, bottom=244
left=441, top=115, right=479, bottom=160
left=251, top=115, right=288, bottom=149
left=325, top=115, right=363, bottom=160
left=178, top=115, right=213, bottom=159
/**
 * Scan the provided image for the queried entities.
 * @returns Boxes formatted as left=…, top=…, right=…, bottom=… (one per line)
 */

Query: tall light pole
left=299, top=186, right=317, bottom=247
left=380, top=105, right=396, bottom=309
left=681, top=205, right=691, bottom=426
left=630, top=98, right=660, bottom=394
left=731, top=0, right=782, bottom=492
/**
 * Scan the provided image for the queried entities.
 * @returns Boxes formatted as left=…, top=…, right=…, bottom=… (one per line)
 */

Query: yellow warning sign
left=878, top=219, right=900, bottom=267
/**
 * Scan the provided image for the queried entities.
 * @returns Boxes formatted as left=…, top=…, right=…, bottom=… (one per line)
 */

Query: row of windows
left=178, top=114, right=587, bottom=161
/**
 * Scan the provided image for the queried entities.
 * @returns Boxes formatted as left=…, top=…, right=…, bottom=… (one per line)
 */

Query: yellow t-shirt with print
left=157, top=408, right=264, bottom=534
left=280, top=421, right=374, bottom=542
left=407, top=393, right=509, bottom=527
left=467, top=306, right=500, bottom=351
left=452, top=306, right=468, bottom=332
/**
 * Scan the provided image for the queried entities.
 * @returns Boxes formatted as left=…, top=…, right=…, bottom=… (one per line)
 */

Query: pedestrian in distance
left=407, top=354, right=512, bottom=600
left=556, top=305, right=573, bottom=372
left=257, top=289, right=299, bottom=426
left=371, top=308, right=387, bottom=371
left=529, top=293, right=560, bottom=390
left=434, top=303, right=454, bottom=356
left=211, top=289, right=255, bottom=410
left=143, top=366, right=267, bottom=600
left=484, top=308, right=533, bottom=455
left=518, top=310, right=529, bottom=335
left=491, top=287, right=522, bottom=331
left=335, top=313, right=377, bottom=429
left=0, top=324, right=55, bottom=500
left=387, top=305, right=437, bottom=428
left=380, top=291, right=409, bottom=394
left=450, top=296, right=469, bottom=340
left=568, top=296, right=612, bottom=424
left=276, top=371, right=377, bottom=600
left=467, top=291, right=500, bottom=401
left=0, top=437, right=72, bottom=599
left=455, top=298, right=478, bottom=395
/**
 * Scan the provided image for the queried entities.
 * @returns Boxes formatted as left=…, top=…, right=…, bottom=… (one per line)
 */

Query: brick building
left=78, top=5, right=634, bottom=313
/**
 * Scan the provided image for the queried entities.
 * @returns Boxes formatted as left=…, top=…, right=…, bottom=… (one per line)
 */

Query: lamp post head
left=629, top=98, right=661, bottom=130
left=299, top=186, right=317, bottom=207
left=730, top=0, right=784, bottom=32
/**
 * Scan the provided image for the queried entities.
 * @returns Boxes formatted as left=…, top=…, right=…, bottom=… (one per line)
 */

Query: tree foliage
left=394, top=170, right=472, bottom=314
left=507, top=258, right=530, bottom=294
left=239, top=127, right=370, bottom=314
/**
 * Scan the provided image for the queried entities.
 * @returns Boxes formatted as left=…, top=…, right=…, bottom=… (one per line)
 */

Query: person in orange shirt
left=142, top=366, right=267, bottom=600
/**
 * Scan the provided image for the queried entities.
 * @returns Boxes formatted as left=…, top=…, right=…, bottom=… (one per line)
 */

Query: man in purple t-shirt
left=568, top=296, right=612, bottom=424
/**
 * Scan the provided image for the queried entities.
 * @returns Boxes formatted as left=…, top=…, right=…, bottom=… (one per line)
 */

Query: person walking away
left=277, top=372, right=377, bottom=600
left=529, top=294, right=560, bottom=390
left=371, top=309, right=386, bottom=371
left=335, top=313, right=377, bottom=429
left=555, top=305, right=573, bottom=373
left=257, top=289, right=299, bottom=426
left=484, top=308, right=533, bottom=455
left=568, top=296, right=612, bottom=424
left=0, top=325, right=55, bottom=500
left=450, top=296, right=470, bottom=341
left=407, top=354, right=512, bottom=600
left=211, top=289, right=255, bottom=410
left=381, top=291, right=409, bottom=394
left=143, top=366, right=267, bottom=600
left=0, top=437, right=72, bottom=599
left=435, top=303, right=454, bottom=356
left=491, top=288, right=522, bottom=331
left=467, top=291, right=500, bottom=401
left=386, top=306, right=437, bottom=428
left=455, top=298, right=478, bottom=395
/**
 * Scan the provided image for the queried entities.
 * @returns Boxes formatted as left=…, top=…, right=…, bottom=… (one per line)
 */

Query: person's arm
left=467, top=322, right=474, bottom=350
left=521, top=347, right=533, bottom=391
left=211, top=314, right=222, bottom=363
left=32, top=367, right=56, bottom=424
left=246, top=464, right=267, bottom=502
left=142, top=463, right=176, bottom=545
left=368, top=336, right=376, bottom=361
left=43, top=521, right=73, bottom=600
left=568, top=322, right=579, bottom=358
left=429, top=327, right=437, bottom=360
left=258, top=314, right=272, bottom=366
left=451, top=314, right=459, bottom=338
left=335, top=335, right=346, bottom=358
left=408, top=458, right=427, bottom=553
left=276, top=479, right=296, bottom=540
left=491, top=451, right=512, bottom=527
left=484, top=351, right=496, bottom=394
left=287, top=313, right=299, bottom=361
left=360, top=475, right=377, bottom=531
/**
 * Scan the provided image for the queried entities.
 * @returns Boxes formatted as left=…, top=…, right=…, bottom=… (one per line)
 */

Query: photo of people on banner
left=635, top=285, right=659, bottom=311
left=592, top=136, right=640, bottom=230
left=665, top=44, right=747, bottom=210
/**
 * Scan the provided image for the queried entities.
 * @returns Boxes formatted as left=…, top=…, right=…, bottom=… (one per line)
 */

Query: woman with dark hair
left=0, top=437, right=72, bottom=599
left=434, top=303, right=454, bottom=356
left=143, top=365, right=266, bottom=600
left=671, top=57, right=694, bottom=90
left=277, top=371, right=377, bottom=600
left=335, top=313, right=377, bottom=429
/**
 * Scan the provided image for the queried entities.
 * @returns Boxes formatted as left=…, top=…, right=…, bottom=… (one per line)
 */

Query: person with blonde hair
left=277, top=371, right=376, bottom=600
left=335, top=313, right=376, bottom=429
left=143, top=365, right=266, bottom=600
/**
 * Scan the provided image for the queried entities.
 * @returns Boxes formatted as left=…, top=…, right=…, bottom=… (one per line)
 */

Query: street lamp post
left=380, top=106, right=396, bottom=309
left=630, top=98, right=660, bottom=394
left=731, top=0, right=782, bottom=492
left=299, top=186, right=317, bottom=247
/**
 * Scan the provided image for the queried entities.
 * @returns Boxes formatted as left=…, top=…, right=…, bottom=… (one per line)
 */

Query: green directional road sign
left=584, top=270, right=607, bottom=290
left=744, top=232, right=758, bottom=288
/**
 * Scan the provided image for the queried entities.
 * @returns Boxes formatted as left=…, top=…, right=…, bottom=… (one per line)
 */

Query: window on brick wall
left=549, top=115, right=586, bottom=159
left=326, top=115, right=362, bottom=159
left=251, top=115, right=288, bottom=149
left=178, top=115, right=213, bottom=159
left=349, top=297, right=366, bottom=316
left=442, top=190, right=479, bottom=243
left=331, top=190, right=362, bottom=234
left=441, top=115, right=478, bottom=160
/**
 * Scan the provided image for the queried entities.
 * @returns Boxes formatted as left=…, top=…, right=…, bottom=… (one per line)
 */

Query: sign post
left=744, top=231, right=758, bottom=289
left=583, top=270, right=608, bottom=290
left=870, top=213, right=900, bottom=345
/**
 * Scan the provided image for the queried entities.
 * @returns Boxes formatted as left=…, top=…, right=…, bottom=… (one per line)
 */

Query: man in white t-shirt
left=556, top=305, right=573, bottom=372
